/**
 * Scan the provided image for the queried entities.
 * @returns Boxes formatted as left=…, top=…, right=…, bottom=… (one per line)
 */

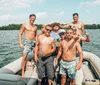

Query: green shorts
left=59, top=59, right=76, bottom=79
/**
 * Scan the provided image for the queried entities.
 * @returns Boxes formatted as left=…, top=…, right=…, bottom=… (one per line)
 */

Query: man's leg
left=38, top=78, right=42, bottom=85
left=48, top=79, right=53, bottom=85
left=70, top=79, right=76, bottom=85
left=21, top=53, right=28, bottom=77
left=61, top=74, right=66, bottom=85
left=37, top=57, right=45, bottom=85
left=46, top=57, right=54, bottom=85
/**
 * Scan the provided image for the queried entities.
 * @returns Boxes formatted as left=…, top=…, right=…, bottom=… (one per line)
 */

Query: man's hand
left=34, top=56, right=39, bottom=63
left=86, top=33, right=90, bottom=37
left=73, top=34, right=79, bottom=40
left=76, top=62, right=82, bottom=70
left=20, top=43, right=24, bottom=48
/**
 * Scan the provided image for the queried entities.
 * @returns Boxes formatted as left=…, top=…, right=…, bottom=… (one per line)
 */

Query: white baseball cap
left=59, top=29, right=66, bottom=33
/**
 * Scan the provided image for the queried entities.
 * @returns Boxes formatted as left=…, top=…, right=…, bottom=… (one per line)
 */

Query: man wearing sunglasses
left=35, top=25, right=56, bottom=85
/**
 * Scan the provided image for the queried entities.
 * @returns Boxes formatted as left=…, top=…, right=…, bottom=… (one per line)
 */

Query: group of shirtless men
left=19, top=13, right=90, bottom=85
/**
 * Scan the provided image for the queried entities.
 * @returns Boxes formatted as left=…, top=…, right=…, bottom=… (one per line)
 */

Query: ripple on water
left=0, top=51, right=14, bottom=55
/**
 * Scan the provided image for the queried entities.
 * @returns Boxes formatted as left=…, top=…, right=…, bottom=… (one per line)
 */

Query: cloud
left=0, top=12, right=49, bottom=26
left=36, top=12, right=49, bottom=19
left=79, top=0, right=100, bottom=9
left=0, top=0, right=44, bottom=11
left=36, top=11, right=65, bottom=20
left=0, top=11, right=66, bottom=25
left=59, top=11, right=64, bottom=15
left=52, top=11, right=65, bottom=16
left=0, top=14, right=28, bottom=26
left=0, top=14, right=27, bottom=21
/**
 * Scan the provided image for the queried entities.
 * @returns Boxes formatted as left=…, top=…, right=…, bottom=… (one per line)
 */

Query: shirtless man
left=60, top=13, right=85, bottom=36
left=56, top=28, right=83, bottom=85
left=19, top=14, right=37, bottom=77
left=35, top=25, right=56, bottom=85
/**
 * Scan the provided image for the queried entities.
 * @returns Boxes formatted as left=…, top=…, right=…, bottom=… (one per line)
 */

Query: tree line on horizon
left=0, top=24, right=100, bottom=30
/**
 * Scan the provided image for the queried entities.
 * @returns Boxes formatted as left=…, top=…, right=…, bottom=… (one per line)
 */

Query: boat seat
left=0, top=74, right=25, bottom=85
left=82, top=61, right=95, bottom=79
left=82, top=61, right=100, bottom=85
left=24, top=65, right=38, bottom=85
left=0, top=73, right=37, bottom=85
left=0, top=68, right=14, bottom=74
left=23, top=78, right=37, bottom=85
left=76, top=66, right=84, bottom=85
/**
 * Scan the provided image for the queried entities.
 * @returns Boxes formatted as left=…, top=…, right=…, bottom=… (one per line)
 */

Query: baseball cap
left=59, top=29, right=65, bottom=33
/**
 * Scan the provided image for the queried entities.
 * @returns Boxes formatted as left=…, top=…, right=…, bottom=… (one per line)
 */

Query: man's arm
left=76, top=42, right=83, bottom=70
left=45, top=39, right=56, bottom=55
left=80, top=34, right=90, bottom=42
left=81, top=23, right=85, bottom=35
left=19, top=24, right=25, bottom=48
left=59, top=24, right=70, bottom=29
left=56, top=42, right=62, bottom=64
left=35, top=26, right=38, bottom=37
left=51, top=39, right=56, bottom=53
left=34, top=36, right=39, bottom=63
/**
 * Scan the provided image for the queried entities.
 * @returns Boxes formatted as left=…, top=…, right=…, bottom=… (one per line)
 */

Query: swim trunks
left=23, top=40, right=35, bottom=54
left=37, top=55, right=54, bottom=80
left=59, top=59, right=76, bottom=79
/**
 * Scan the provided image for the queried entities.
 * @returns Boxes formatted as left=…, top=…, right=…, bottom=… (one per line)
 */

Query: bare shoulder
left=34, top=25, right=38, bottom=30
left=79, top=21, right=84, bottom=26
left=22, top=23, right=26, bottom=27
left=34, top=25, right=38, bottom=28
left=38, top=34, right=43, bottom=39
left=60, top=40, right=63, bottom=45
left=60, top=40, right=65, bottom=45
left=20, top=24, right=26, bottom=30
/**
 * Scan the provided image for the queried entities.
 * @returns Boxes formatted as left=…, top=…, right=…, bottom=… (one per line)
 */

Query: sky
left=0, top=0, right=100, bottom=26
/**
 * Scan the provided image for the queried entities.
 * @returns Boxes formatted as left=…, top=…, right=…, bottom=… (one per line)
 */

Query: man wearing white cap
left=58, top=29, right=66, bottom=41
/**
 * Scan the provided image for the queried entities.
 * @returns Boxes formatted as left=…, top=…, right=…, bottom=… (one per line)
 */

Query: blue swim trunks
left=59, top=59, right=76, bottom=79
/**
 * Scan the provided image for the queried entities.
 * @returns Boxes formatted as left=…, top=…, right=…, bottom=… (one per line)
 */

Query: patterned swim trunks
left=59, top=59, right=76, bottom=79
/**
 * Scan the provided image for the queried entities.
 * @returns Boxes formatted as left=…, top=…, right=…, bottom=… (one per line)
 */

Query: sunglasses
left=45, top=28, right=52, bottom=32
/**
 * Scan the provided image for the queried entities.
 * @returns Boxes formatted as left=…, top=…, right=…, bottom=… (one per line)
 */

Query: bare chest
left=71, top=23, right=82, bottom=30
left=39, top=37, right=52, bottom=45
left=62, top=41, right=76, bottom=52
left=25, top=25, right=36, bottom=32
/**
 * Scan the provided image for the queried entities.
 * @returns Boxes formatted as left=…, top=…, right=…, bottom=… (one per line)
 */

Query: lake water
left=0, top=30, right=100, bottom=68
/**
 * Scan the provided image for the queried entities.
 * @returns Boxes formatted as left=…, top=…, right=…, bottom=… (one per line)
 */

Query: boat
left=0, top=51, right=100, bottom=85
